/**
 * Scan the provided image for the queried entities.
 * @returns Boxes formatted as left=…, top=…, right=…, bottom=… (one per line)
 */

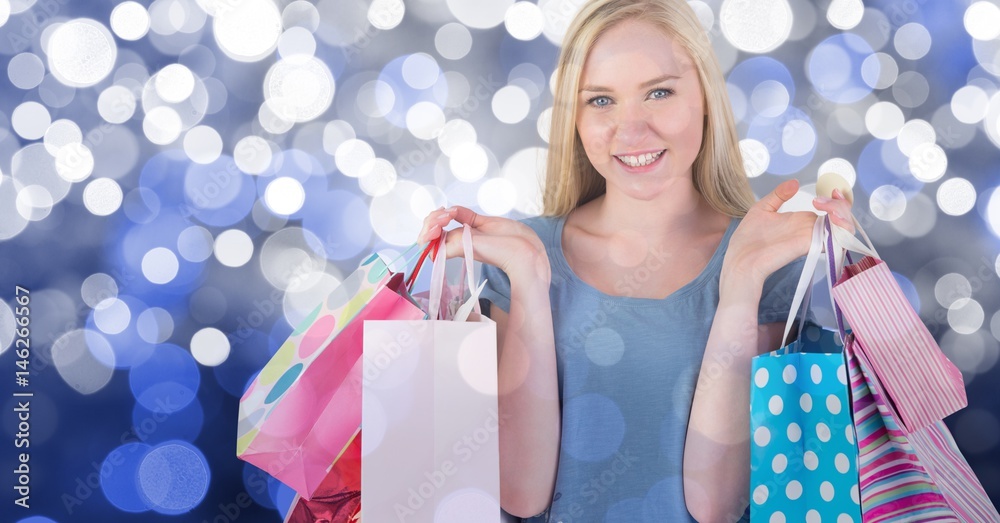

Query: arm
left=419, top=207, right=561, bottom=517
left=682, top=180, right=854, bottom=522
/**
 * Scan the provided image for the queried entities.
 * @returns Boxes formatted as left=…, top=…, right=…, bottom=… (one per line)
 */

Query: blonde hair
left=542, top=0, right=755, bottom=217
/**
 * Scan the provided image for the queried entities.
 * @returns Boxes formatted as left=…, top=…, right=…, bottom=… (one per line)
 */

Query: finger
left=448, top=205, right=491, bottom=228
left=757, top=178, right=800, bottom=212
left=418, top=208, right=457, bottom=243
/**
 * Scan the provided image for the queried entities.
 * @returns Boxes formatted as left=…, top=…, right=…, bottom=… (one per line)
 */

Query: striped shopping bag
left=831, top=245, right=999, bottom=521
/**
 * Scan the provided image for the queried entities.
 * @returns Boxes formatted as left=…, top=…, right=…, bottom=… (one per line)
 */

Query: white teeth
left=616, top=150, right=663, bottom=167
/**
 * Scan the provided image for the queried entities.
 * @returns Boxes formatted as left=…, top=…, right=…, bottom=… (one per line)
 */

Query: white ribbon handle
left=780, top=216, right=825, bottom=349
left=428, top=224, right=486, bottom=321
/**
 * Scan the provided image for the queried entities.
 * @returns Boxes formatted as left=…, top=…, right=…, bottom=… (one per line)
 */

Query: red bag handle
left=405, top=237, right=440, bottom=291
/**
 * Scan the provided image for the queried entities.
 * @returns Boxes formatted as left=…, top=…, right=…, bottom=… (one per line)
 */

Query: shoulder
left=519, top=215, right=564, bottom=249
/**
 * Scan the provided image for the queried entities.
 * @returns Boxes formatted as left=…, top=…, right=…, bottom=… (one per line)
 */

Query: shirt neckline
left=549, top=214, right=739, bottom=307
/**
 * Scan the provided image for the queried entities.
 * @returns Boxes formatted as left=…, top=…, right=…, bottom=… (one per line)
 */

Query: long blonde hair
left=542, top=0, right=755, bottom=217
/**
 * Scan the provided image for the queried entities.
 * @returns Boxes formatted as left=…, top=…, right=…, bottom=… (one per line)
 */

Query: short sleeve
left=757, top=255, right=816, bottom=326
left=479, top=262, right=512, bottom=314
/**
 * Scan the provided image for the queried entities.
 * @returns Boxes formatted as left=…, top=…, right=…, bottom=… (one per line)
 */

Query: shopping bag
left=237, top=254, right=426, bottom=499
left=362, top=224, right=501, bottom=523
left=750, top=219, right=863, bottom=523
left=283, top=435, right=362, bottom=523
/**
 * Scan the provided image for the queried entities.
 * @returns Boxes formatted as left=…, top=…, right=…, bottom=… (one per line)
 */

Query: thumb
left=757, top=178, right=800, bottom=212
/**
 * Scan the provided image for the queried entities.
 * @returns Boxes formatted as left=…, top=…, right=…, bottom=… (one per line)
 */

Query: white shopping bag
left=362, top=225, right=501, bottom=523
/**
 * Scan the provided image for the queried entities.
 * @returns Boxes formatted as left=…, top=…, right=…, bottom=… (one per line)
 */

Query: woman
left=419, top=1, right=853, bottom=520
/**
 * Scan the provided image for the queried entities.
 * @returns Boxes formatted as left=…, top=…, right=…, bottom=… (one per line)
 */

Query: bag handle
left=405, top=238, right=440, bottom=292
left=427, top=224, right=482, bottom=320
left=780, top=216, right=825, bottom=349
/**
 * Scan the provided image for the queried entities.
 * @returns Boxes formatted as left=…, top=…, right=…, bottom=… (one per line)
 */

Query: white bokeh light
left=937, top=178, right=976, bottom=216
left=909, top=142, right=948, bottom=183
left=870, top=184, right=907, bottom=221
left=505, top=2, right=544, bottom=41
left=47, top=19, right=118, bottom=87
left=51, top=329, right=115, bottom=395
left=81, top=273, right=119, bottom=309
left=93, top=298, right=131, bottom=335
left=865, top=101, right=905, bottom=140
left=214, top=229, right=254, bottom=267
left=435, top=23, right=473, bottom=61
left=720, top=0, right=793, bottom=53
left=83, top=178, right=123, bottom=216
left=143, top=106, right=183, bottom=145
left=935, top=273, right=971, bottom=308
left=142, top=247, right=180, bottom=284
left=492, top=85, right=531, bottom=124
left=894, top=23, right=932, bottom=61
left=952, top=85, right=990, bottom=125
left=949, top=298, right=985, bottom=335
left=111, top=1, right=150, bottom=41
left=278, top=26, right=316, bottom=57
left=264, top=177, right=306, bottom=215
left=264, top=55, right=335, bottom=123
left=8, top=52, right=45, bottom=90
left=43, top=119, right=83, bottom=155
left=335, top=139, right=376, bottom=178
left=405, top=101, right=446, bottom=140
left=478, top=177, right=517, bottom=215
left=817, top=158, right=857, bottom=187
left=177, top=225, right=215, bottom=263
left=190, top=327, right=231, bottom=367
left=438, top=119, right=477, bottom=156
left=183, top=126, right=223, bottom=164
left=15, top=185, right=54, bottom=221
left=98, top=85, right=138, bottom=124
left=446, top=0, right=513, bottom=29
left=987, top=188, right=1000, bottom=238
left=234, top=136, right=273, bottom=175
left=154, top=63, right=196, bottom=103
left=740, top=139, right=770, bottom=178
left=897, top=119, right=936, bottom=157
left=358, top=158, right=398, bottom=197
left=55, top=143, right=95, bottom=182
left=137, top=307, right=174, bottom=344
left=213, top=0, right=282, bottom=62
left=450, top=143, right=489, bottom=182
left=368, top=0, right=404, bottom=30
left=12, top=101, right=51, bottom=140
left=782, top=120, right=816, bottom=156
left=965, top=2, right=1000, bottom=41
left=827, top=0, right=864, bottom=30
left=401, top=53, right=440, bottom=90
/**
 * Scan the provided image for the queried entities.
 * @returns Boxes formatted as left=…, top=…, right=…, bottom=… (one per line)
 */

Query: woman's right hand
left=418, top=206, right=550, bottom=283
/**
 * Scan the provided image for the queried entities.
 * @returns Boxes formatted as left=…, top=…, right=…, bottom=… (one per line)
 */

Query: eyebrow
left=579, top=73, right=681, bottom=93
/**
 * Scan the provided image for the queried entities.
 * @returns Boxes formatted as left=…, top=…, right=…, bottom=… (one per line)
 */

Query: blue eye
left=649, top=88, right=674, bottom=100
left=587, top=96, right=611, bottom=107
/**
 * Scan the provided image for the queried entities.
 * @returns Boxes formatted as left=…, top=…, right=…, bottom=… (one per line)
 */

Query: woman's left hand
left=723, top=178, right=855, bottom=286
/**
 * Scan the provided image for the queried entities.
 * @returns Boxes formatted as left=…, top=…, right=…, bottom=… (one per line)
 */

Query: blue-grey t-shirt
left=480, top=215, right=808, bottom=523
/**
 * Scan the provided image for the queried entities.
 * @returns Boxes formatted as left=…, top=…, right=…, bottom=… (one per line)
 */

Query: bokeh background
left=1, top=0, right=999, bottom=521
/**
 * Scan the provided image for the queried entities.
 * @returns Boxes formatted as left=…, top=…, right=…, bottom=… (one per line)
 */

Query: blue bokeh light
left=131, top=397, right=205, bottom=444
left=100, top=442, right=153, bottom=514
left=377, top=54, right=446, bottom=128
left=184, top=156, right=257, bottom=227
left=272, top=480, right=298, bottom=520
left=302, top=189, right=373, bottom=260
left=856, top=138, right=924, bottom=197
left=726, top=57, right=795, bottom=122
left=747, top=106, right=817, bottom=176
left=129, top=344, right=201, bottom=413
left=808, top=34, right=875, bottom=104
left=242, top=463, right=277, bottom=510
left=136, top=441, right=211, bottom=515
left=85, top=295, right=156, bottom=369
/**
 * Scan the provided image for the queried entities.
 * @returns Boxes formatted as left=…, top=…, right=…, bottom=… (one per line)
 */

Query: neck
left=587, top=180, right=717, bottom=237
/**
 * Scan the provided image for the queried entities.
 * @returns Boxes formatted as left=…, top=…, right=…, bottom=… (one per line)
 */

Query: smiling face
left=576, top=19, right=706, bottom=202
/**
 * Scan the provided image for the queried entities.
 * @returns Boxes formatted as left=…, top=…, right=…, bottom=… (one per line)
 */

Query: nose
left=614, top=103, right=652, bottom=147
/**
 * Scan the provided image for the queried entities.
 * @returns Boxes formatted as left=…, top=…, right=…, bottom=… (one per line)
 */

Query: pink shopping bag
left=237, top=255, right=425, bottom=499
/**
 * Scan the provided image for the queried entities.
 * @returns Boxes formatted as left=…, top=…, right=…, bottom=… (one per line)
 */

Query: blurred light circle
left=949, top=298, right=985, bottom=335
left=43, top=119, right=83, bottom=155
left=93, top=298, right=131, bottom=336
left=264, top=55, right=334, bottom=123
left=440, top=70, right=470, bottom=108
left=278, top=26, right=316, bottom=58
left=138, top=307, right=174, bottom=344
left=689, top=1, right=715, bottom=31
left=154, top=64, right=195, bottom=104
left=142, top=247, right=180, bottom=284
left=0, top=1, right=9, bottom=26
left=502, top=147, right=547, bottom=216
left=177, top=225, right=214, bottom=263
left=989, top=189, right=1000, bottom=238
left=817, top=158, right=856, bottom=187
left=335, top=139, right=376, bottom=177
left=12, top=144, right=71, bottom=204
left=130, top=343, right=200, bottom=411
left=908, top=143, right=948, bottom=183
left=897, top=119, right=936, bottom=157
left=865, top=101, right=904, bottom=140
left=537, top=107, right=552, bottom=143
left=740, top=139, right=770, bottom=178
left=861, top=52, right=898, bottom=90
left=827, top=106, right=865, bottom=145
left=100, top=442, right=153, bottom=513
left=357, top=79, right=395, bottom=119
left=438, top=119, right=477, bottom=156
left=358, top=158, right=398, bottom=197
left=143, top=106, right=183, bottom=145
left=368, top=0, right=404, bottom=30
left=15, top=185, right=54, bottom=221
left=213, top=0, right=281, bottom=62
left=750, top=80, right=789, bottom=118
left=505, top=1, right=544, bottom=40
left=47, top=19, right=117, bottom=87
left=894, top=23, right=931, bottom=61
left=252, top=200, right=288, bottom=232
left=952, top=85, right=990, bottom=124
left=282, top=0, right=320, bottom=31
left=50, top=338, right=111, bottom=405
left=82, top=273, right=119, bottom=308
left=539, top=0, right=586, bottom=45
left=451, top=143, right=489, bottom=182
left=182, top=126, right=223, bottom=164
left=99, top=85, right=138, bottom=124
left=890, top=192, right=937, bottom=238
left=111, top=1, right=150, bottom=41
left=370, top=180, right=424, bottom=245
left=870, top=184, right=907, bottom=221
left=406, top=101, right=446, bottom=140
left=322, top=120, right=356, bottom=155
left=264, top=177, right=306, bottom=215
left=12, top=101, right=50, bottom=140
left=259, top=227, right=327, bottom=291
left=410, top=184, right=447, bottom=218
left=0, top=301, right=12, bottom=355
left=965, top=2, right=1000, bottom=41
left=83, top=178, right=124, bottom=216
left=191, top=327, right=230, bottom=367
left=987, top=92, right=1000, bottom=149
left=234, top=136, right=274, bottom=175
left=932, top=103, right=977, bottom=150
left=8, top=52, right=45, bottom=89
left=478, top=177, right=517, bottom=215
left=892, top=71, right=929, bottom=108
left=492, top=85, right=531, bottom=124
left=446, top=0, right=513, bottom=29
left=401, top=53, right=441, bottom=90
left=55, top=143, right=95, bottom=182
left=137, top=441, right=210, bottom=515
left=215, top=229, right=254, bottom=267
left=435, top=22, right=473, bottom=60
left=826, top=0, right=863, bottom=30
left=0, top=176, right=29, bottom=240
left=808, top=33, right=874, bottom=103
left=720, top=0, right=792, bottom=53
left=937, top=178, right=977, bottom=216
left=993, top=310, right=1000, bottom=341
left=935, top=273, right=972, bottom=308
left=782, top=119, right=816, bottom=157
left=283, top=271, right=345, bottom=326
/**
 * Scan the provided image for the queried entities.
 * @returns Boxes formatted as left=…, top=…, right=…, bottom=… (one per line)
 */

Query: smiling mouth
left=614, top=150, right=665, bottom=168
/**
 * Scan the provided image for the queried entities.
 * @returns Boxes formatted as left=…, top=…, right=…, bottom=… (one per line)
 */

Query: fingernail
left=445, top=206, right=456, bottom=212
left=832, top=189, right=843, bottom=199
left=814, top=196, right=831, bottom=204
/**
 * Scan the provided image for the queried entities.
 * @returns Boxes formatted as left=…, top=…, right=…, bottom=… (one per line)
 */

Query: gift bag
left=751, top=219, right=863, bottom=522
left=283, top=435, right=362, bottom=523
left=362, top=225, right=501, bottom=523
left=237, top=254, right=426, bottom=499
